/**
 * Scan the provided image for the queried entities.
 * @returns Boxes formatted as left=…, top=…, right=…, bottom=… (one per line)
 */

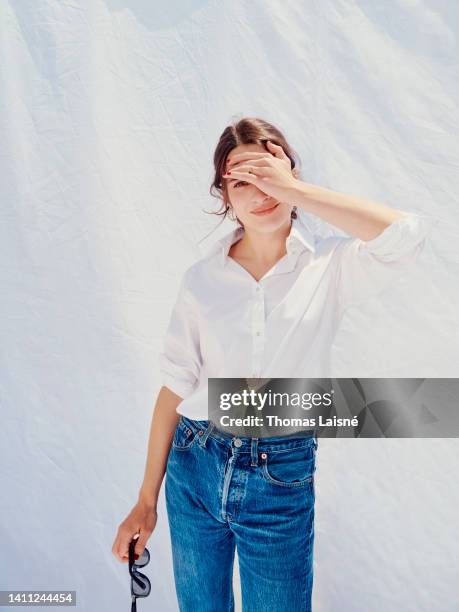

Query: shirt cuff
left=161, top=373, right=196, bottom=401
left=359, top=212, right=434, bottom=262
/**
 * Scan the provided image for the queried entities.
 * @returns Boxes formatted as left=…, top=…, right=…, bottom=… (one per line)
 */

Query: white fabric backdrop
left=1, top=1, right=458, bottom=611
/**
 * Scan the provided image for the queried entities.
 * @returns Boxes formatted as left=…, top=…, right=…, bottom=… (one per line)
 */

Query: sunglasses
left=129, top=538, right=151, bottom=611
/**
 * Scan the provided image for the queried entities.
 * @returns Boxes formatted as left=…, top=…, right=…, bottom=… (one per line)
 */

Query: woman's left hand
left=223, top=140, right=301, bottom=204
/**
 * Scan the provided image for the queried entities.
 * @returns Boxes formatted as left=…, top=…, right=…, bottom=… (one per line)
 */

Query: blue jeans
left=165, top=416, right=318, bottom=612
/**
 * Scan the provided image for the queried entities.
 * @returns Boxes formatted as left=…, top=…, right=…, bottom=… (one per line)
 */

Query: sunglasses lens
left=135, top=547, right=150, bottom=567
left=132, top=573, right=151, bottom=597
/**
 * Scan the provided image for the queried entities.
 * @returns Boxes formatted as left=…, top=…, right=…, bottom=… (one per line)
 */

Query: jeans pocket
left=172, top=418, right=199, bottom=451
left=261, top=444, right=315, bottom=488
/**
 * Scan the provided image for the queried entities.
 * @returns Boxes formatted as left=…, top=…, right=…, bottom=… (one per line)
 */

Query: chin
left=249, top=213, right=291, bottom=232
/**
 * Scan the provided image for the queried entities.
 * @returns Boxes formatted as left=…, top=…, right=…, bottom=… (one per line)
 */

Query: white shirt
left=159, top=211, right=433, bottom=420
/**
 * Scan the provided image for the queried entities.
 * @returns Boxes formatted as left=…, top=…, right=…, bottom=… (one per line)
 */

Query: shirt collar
left=210, top=214, right=316, bottom=267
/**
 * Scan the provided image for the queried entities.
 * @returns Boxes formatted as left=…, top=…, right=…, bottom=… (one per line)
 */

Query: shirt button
left=256, top=331, right=261, bottom=336
left=256, top=286, right=261, bottom=292
left=233, top=438, right=243, bottom=447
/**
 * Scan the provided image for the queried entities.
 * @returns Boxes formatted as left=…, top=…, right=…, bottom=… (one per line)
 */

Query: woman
left=112, top=117, right=433, bottom=611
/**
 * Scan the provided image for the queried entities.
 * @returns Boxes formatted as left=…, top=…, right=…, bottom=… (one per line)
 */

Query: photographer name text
left=219, top=415, right=359, bottom=428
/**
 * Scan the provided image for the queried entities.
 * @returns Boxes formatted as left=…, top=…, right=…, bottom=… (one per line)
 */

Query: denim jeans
left=165, top=415, right=318, bottom=612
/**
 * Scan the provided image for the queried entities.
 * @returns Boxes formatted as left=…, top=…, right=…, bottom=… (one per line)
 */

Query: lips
left=251, top=202, right=279, bottom=214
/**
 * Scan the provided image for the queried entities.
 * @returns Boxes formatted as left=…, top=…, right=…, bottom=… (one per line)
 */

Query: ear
left=292, top=168, right=300, bottom=180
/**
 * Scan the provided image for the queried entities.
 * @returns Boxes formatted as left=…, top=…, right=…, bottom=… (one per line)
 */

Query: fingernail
left=134, top=553, right=139, bottom=560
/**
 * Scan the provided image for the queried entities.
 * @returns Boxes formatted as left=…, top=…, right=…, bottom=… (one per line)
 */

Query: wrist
left=138, top=487, right=158, bottom=509
left=288, top=180, right=316, bottom=210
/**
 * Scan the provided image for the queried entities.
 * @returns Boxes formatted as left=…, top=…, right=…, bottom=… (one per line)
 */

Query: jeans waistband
left=179, top=416, right=318, bottom=453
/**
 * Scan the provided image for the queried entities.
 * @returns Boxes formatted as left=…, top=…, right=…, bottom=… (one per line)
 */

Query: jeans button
left=233, top=438, right=243, bottom=448
left=198, top=430, right=204, bottom=436
left=261, top=452, right=267, bottom=459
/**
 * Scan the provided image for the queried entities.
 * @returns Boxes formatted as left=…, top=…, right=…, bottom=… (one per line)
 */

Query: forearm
left=138, top=386, right=182, bottom=508
left=290, top=181, right=407, bottom=241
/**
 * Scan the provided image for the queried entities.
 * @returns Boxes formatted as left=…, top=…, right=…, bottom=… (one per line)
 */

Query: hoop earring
left=227, top=205, right=244, bottom=227
left=291, top=206, right=298, bottom=219
left=225, top=204, right=235, bottom=221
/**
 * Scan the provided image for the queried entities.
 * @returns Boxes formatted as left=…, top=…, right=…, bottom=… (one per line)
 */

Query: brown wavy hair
left=200, top=116, right=301, bottom=238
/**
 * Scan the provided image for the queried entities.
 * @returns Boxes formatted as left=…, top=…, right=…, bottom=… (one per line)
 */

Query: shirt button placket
left=251, top=284, right=265, bottom=378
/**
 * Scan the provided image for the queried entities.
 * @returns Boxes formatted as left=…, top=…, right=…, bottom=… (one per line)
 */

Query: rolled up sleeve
left=336, top=211, right=434, bottom=315
left=158, top=268, right=202, bottom=399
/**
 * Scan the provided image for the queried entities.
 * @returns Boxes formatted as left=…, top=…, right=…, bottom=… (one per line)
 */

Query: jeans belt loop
left=199, top=420, right=215, bottom=447
left=251, top=438, right=259, bottom=466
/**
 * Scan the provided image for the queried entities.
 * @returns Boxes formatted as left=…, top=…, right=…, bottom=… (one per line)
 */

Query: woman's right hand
left=112, top=498, right=158, bottom=563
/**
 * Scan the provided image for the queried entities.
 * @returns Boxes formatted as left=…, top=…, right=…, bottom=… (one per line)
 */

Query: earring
left=227, top=205, right=243, bottom=226
left=291, top=206, right=298, bottom=219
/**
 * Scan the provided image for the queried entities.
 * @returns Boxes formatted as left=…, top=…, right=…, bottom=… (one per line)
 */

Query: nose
left=253, top=190, right=272, bottom=204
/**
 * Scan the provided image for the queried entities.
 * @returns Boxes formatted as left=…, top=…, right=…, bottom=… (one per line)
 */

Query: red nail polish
left=134, top=553, right=139, bottom=560
left=226, top=171, right=231, bottom=175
